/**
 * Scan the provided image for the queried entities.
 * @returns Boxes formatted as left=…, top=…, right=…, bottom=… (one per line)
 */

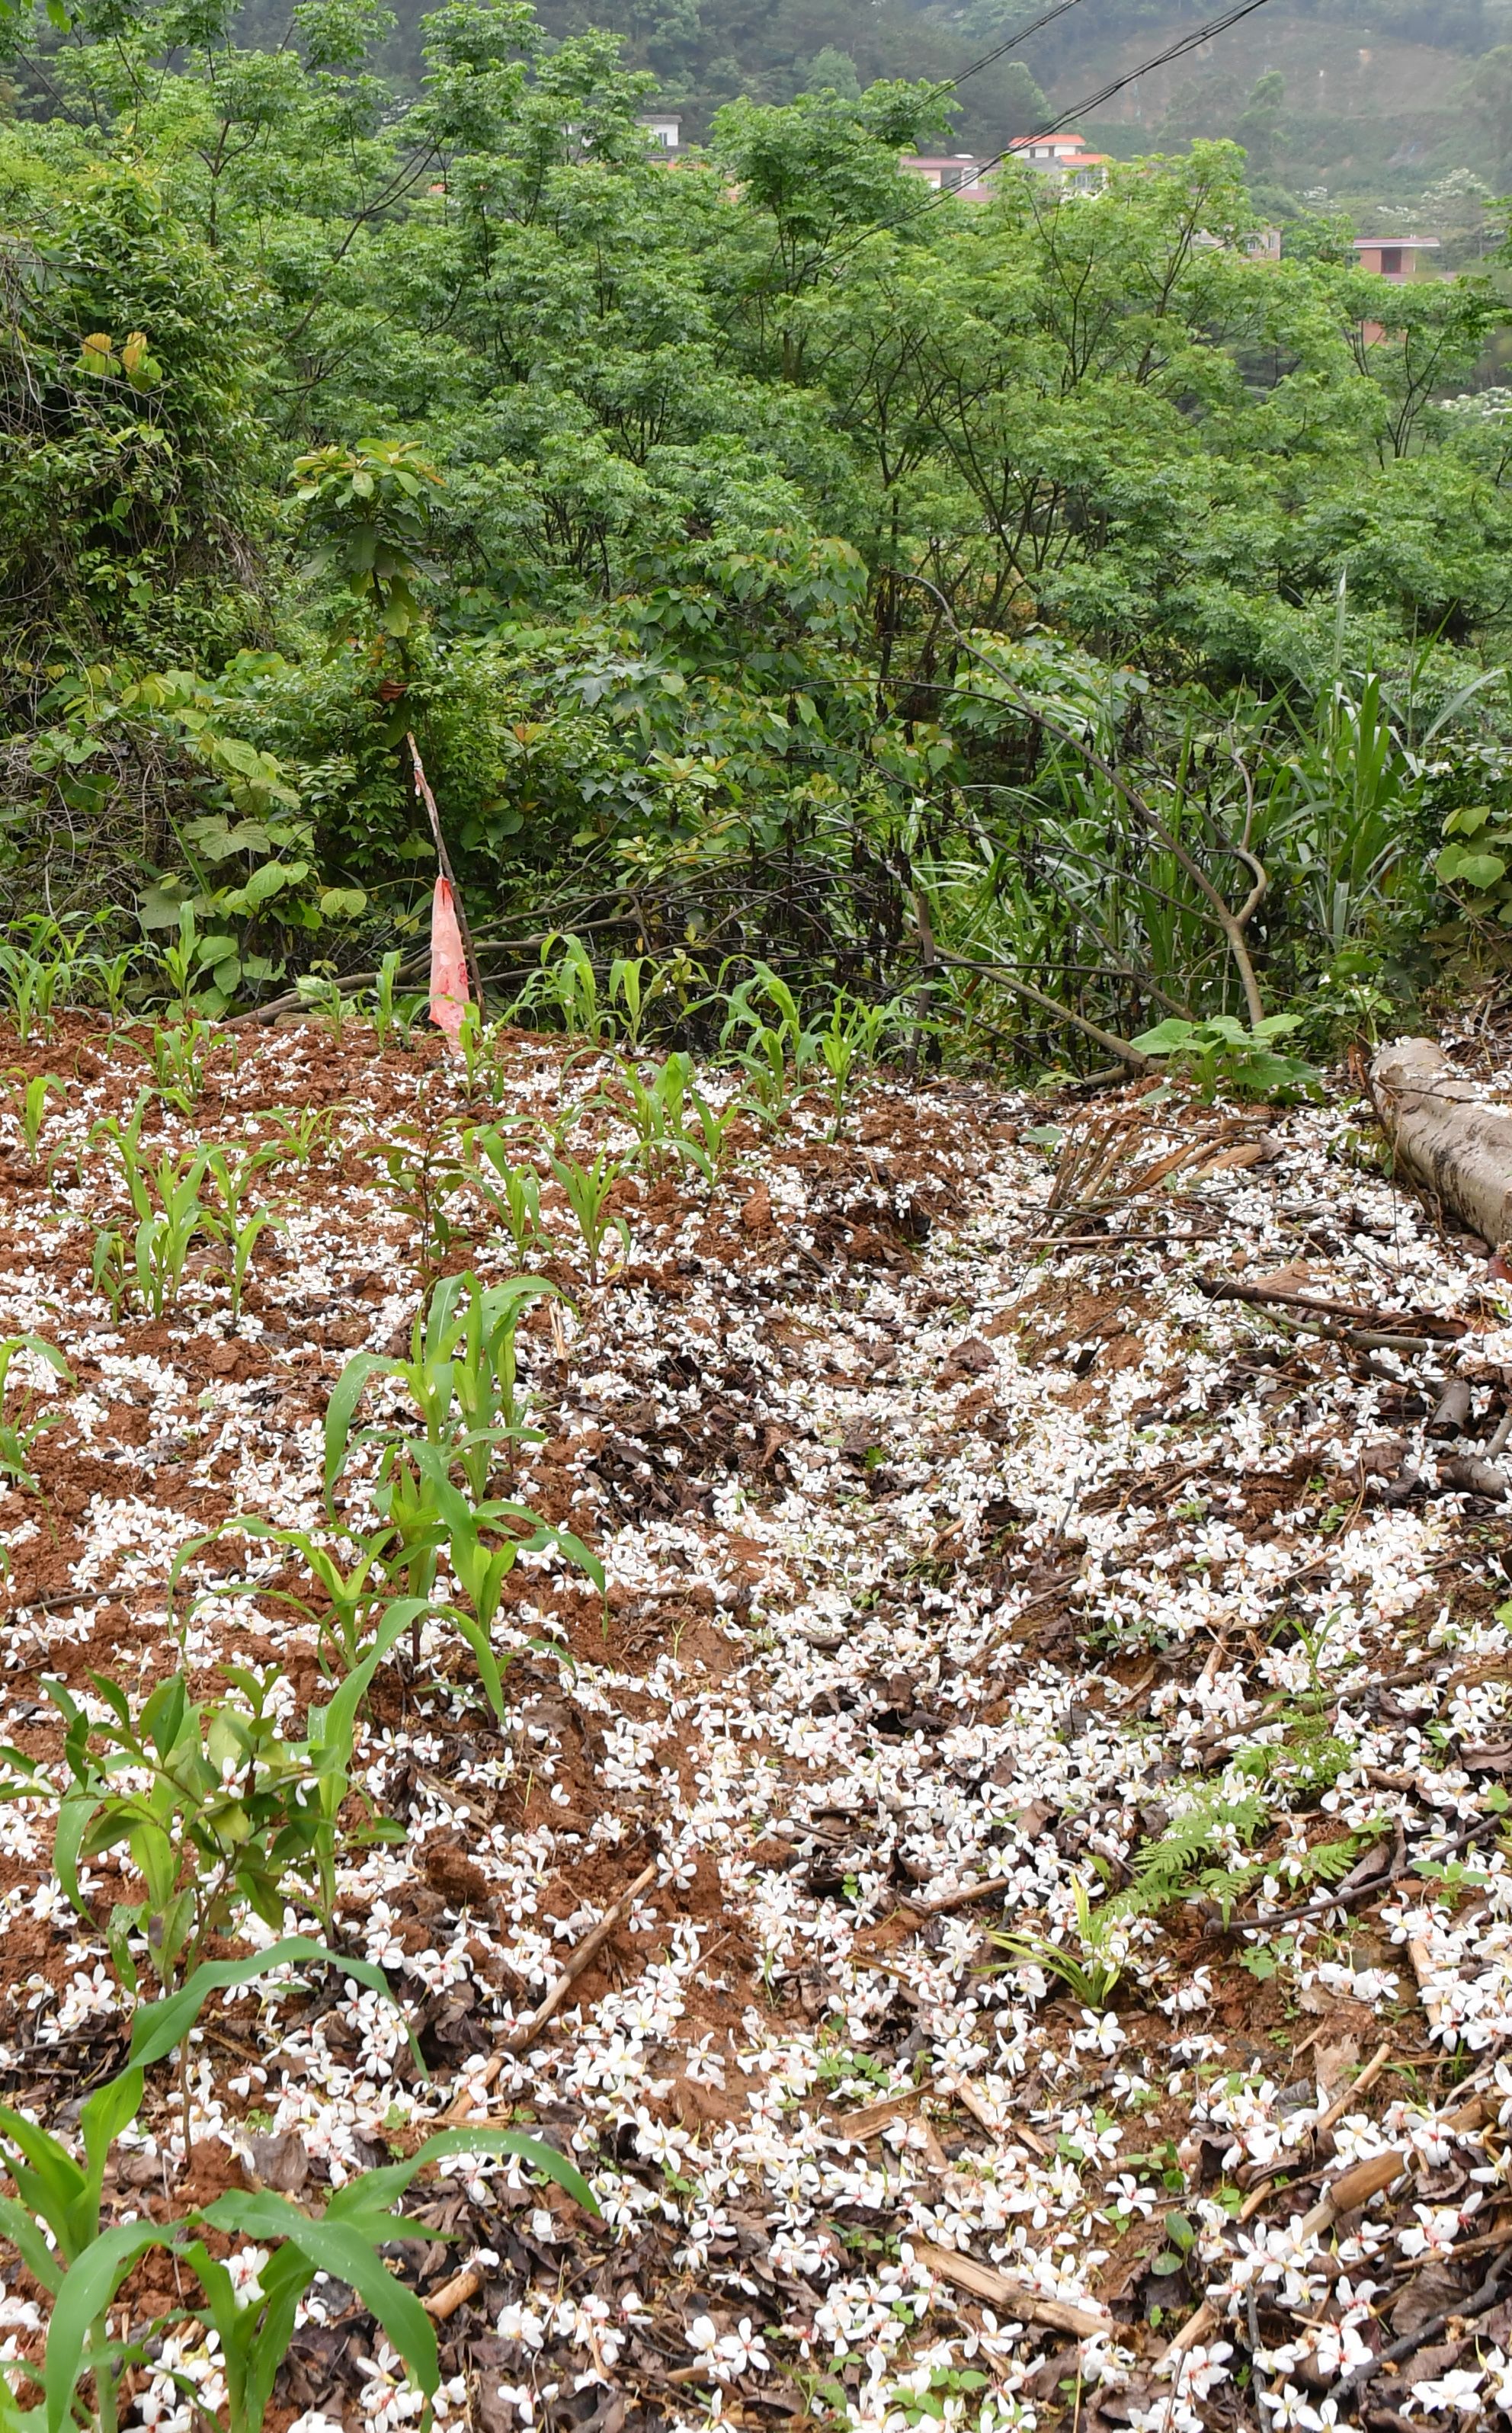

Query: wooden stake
left=408, top=732, right=485, bottom=1011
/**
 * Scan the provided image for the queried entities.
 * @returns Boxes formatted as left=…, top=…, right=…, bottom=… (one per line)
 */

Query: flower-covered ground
left=2, top=1015, right=1512, bottom=2433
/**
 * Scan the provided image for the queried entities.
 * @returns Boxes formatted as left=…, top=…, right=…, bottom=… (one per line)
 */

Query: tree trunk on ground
left=1370, top=1036, right=1512, bottom=1249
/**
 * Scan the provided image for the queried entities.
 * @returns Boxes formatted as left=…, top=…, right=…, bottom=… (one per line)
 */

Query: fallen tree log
left=1370, top=1037, right=1512, bottom=1250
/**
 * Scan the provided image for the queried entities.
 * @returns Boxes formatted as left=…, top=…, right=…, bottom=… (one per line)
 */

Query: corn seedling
left=0, top=914, right=95, bottom=1043
left=145, top=1018, right=213, bottom=1104
left=213, top=1204, right=275, bottom=1318
left=174, top=1518, right=432, bottom=1681
left=602, top=1050, right=694, bottom=1179
left=88, top=1089, right=158, bottom=1220
left=325, top=1271, right=561, bottom=1508
left=203, top=1145, right=280, bottom=1317
left=991, top=1882, right=1126, bottom=2011
left=407, top=1441, right=604, bottom=1720
left=50, top=1650, right=413, bottom=2135
left=677, top=1084, right=745, bottom=1194
left=178, top=2121, right=594, bottom=2433
left=91, top=1151, right=214, bottom=1319
left=511, top=930, right=613, bottom=1042
left=372, top=947, right=424, bottom=1050
left=3, top=1069, right=66, bottom=1163
left=0, top=1937, right=457, bottom=2433
left=256, top=1102, right=333, bottom=1168
left=818, top=993, right=899, bottom=1139
left=549, top=1149, right=631, bottom=1284
left=607, top=950, right=672, bottom=1049
left=720, top=964, right=822, bottom=1122
left=0, top=1333, right=72, bottom=1494
left=91, top=946, right=139, bottom=1025
left=466, top=1126, right=551, bottom=1261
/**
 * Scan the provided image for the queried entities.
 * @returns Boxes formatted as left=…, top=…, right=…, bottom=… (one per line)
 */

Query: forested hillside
left=304, top=0, right=1512, bottom=213
left=2, top=0, right=1512, bottom=1061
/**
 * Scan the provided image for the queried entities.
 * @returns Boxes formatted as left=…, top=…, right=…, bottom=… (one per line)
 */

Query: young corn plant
left=3, top=1070, right=67, bottom=1163
left=145, top=1019, right=213, bottom=1105
left=511, top=931, right=614, bottom=1043
left=50, top=1650, right=410, bottom=2139
left=602, top=1051, right=694, bottom=1180
left=720, top=965, right=822, bottom=1124
left=676, top=1084, right=745, bottom=1195
left=178, top=2122, right=595, bottom=2433
left=406, top=1441, right=604, bottom=1721
left=91, top=1147, right=214, bottom=1319
left=325, top=1271, right=561, bottom=1508
left=991, top=1882, right=1126, bottom=2011
left=0, top=1333, right=73, bottom=1494
left=171, top=1517, right=431, bottom=1680
left=466, top=1127, right=552, bottom=1263
left=203, top=1144, right=279, bottom=1319
left=605, top=950, right=674, bottom=1050
left=0, top=914, right=94, bottom=1043
left=88, top=1090, right=158, bottom=1220
left=549, top=1150, right=630, bottom=1285
left=818, top=993, right=900, bottom=1140
left=0, top=1939, right=495, bottom=2433
left=372, top=948, right=424, bottom=1050
left=255, top=1102, right=334, bottom=1169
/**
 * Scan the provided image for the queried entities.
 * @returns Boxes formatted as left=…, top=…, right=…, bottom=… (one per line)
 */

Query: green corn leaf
left=197, top=2197, right=440, bottom=2398
left=130, top=1936, right=421, bottom=2074
left=0, top=2194, right=64, bottom=2295
left=46, top=2223, right=184, bottom=2433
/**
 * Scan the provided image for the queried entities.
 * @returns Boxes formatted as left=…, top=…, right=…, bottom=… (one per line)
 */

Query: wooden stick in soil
left=501, top=1858, right=658, bottom=2053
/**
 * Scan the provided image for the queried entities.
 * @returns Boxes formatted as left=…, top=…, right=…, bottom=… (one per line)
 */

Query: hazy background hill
left=367, top=0, right=1512, bottom=234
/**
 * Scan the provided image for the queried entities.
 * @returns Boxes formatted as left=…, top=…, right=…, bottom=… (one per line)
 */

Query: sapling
left=362, top=1104, right=470, bottom=1280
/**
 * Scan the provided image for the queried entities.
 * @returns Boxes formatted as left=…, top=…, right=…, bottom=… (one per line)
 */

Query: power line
left=927, top=0, right=1097, bottom=99
left=825, top=0, right=1278, bottom=271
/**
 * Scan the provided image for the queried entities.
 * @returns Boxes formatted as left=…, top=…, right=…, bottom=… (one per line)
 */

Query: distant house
left=900, top=130, right=1110, bottom=201
left=899, top=152, right=999, bottom=200
left=1011, top=131, right=1109, bottom=191
left=1352, top=236, right=1440, bottom=280
left=639, top=115, right=681, bottom=151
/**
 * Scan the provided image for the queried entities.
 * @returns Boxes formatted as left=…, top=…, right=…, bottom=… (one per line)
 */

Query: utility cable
left=926, top=0, right=1097, bottom=99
